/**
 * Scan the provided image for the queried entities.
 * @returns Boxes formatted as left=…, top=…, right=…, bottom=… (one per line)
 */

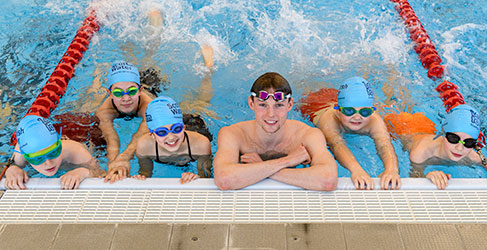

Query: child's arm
left=133, top=137, right=154, bottom=180
left=60, top=140, right=101, bottom=189
left=369, top=116, right=401, bottom=190
left=4, top=146, right=29, bottom=190
left=133, top=155, right=153, bottom=180
left=320, top=118, right=372, bottom=190
left=196, top=155, right=212, bottom=178
left=191, top=132, right=212, bottom=178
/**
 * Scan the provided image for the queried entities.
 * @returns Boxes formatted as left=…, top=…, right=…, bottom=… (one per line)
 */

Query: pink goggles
left=251, top=91, right=291, bottom=102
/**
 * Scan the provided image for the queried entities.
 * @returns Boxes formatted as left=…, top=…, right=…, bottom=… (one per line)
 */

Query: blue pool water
left=0, top=0, right=486, bottom=179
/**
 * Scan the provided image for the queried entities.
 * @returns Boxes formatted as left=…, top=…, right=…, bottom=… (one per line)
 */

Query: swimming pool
left=1, top=0, right=486, bottom=180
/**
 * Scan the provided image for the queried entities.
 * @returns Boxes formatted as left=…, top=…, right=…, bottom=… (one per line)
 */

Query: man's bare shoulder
left=220, top=121, right=252, bottom=136
left=285, top=120, right=322, bottom=141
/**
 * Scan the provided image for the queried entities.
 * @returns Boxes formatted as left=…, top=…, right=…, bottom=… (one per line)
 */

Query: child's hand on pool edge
left=180, top=172, right=199, bottom=184
left=4, top=165, right=29, bottom=190
left=426, top=171, right=451, bottom=190
left=60, top=167, right=90, bottom=190
left=105, top=160, right=131, bottom=183
left=379, top=169, right=401, bottom=190
left=132, top=174, right=147, bottom=180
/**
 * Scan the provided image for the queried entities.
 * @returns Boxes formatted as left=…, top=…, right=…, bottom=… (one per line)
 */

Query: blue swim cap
left=16, top=115, right=59, bottom=154
left=107, top=61, right=140, bottom=88
left=443, top=104, right=481, bottom=139
left=145, top=96, right=183, bottom=131
left=337, top=77, right=374, bottom=107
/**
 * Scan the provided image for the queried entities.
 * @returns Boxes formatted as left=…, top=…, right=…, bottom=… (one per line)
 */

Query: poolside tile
left=229, top=224, right=286, bottom=250
left=169, top=224, right=228, bottom=250
left=111, top=224, right=172, bottom=250
left=343, top=223, right=404, bottom=250
left=399, top=224, right=464, bottom=250
left=287, top=223, right=346, bottom=250
left=51, top=224, right=115, bottom=250
left=456, top=224, right=487, bottom=250
left=0, top=224, right=59, bottom=250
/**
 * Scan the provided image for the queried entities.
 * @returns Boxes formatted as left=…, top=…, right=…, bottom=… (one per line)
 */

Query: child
left=4, top=115, right=103, bottom=189
left=300, top=76, right=400, bottom=190
left=96, top=61, right=153, bottom=183
left=385, top=104, right=485, bottom=189
left=134, top=96, right=212, bottom=183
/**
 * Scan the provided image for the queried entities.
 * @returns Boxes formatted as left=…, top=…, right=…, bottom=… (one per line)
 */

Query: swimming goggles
left=445, top=132, right=477, bottom=148
left=111, top=86, right=140, bottom=98
left=251, top=91, right=291, bottom=102
left=150, top=123, right=184, bottom=137
left=23, top=139, right=63, bottom=165
left=335, top=106, right=376, bottom=117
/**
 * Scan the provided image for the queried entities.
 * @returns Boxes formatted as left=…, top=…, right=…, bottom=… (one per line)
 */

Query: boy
left=300, top=77, right=400, bottom=190
left=5, top=115, right=103, bottom=189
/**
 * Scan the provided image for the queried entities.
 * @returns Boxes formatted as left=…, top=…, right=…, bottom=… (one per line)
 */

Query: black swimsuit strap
left=154, top=131, right=195, bottom=164
left=155, top=139, right=161, bottom=164
left=185, top=132, right=195, bottom=161
left=111, top=97, right=141, bottom=119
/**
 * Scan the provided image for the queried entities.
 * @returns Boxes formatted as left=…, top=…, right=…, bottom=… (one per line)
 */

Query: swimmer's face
left=337, top=106, right=373, bottom=131
left=30, top=153, right=63, bottom=177
left=442, top=131, right=474, bottom=161
left=152, top=124, right=186, bottom=153
left=109, top=81, right=140, bottom=114
left=249, top=89, right=293, bottom=134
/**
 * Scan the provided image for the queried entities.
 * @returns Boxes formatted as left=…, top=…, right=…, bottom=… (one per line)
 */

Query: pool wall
left=2, top=177, right=487, bottom=190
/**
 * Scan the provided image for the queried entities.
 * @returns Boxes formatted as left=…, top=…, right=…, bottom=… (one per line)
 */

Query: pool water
left=0, top=0, right=486, bottom=179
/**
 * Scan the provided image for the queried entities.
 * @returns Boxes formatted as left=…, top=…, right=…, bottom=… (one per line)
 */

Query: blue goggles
left=150, top=123, right=184, bottom=137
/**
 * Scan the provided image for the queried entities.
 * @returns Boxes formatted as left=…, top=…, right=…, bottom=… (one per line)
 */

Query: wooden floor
left=0, top=223, right=487, bottom=250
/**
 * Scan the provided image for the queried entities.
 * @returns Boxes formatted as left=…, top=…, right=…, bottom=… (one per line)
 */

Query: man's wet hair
left=250, top=72, right=292, bottom=98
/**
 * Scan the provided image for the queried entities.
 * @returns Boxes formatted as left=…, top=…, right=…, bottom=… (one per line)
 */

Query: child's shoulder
left=136, top=134, right=155, bottom=154
left=187, top=131, right=211, bottom=155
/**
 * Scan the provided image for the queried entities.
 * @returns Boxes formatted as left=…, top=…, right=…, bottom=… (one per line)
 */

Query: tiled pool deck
left=1, top=223, right=487, bottom=250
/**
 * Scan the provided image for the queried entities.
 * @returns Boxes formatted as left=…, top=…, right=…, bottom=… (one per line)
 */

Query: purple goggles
left=251, top=91, right=291, bottom=102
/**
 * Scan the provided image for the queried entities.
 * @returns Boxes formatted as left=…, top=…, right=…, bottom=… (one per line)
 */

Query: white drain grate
left=1, top=190, right=487, bottom=223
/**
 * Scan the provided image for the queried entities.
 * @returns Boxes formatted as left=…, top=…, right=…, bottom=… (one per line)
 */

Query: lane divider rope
left=10, top=9, right=99, bottom=146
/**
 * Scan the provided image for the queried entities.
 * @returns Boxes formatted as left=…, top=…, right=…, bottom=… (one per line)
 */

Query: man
left=300, top=76, right=400, bottom=190
left=96, top=61, right=153, bottom=183
left=213, top=72, right=337, bottom=191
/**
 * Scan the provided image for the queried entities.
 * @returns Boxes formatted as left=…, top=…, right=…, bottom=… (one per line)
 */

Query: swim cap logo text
left=471, top=110, right=480, bottom=129
left=363, top=80, right=374, bottom=98
left=37, top=118, right=56, bottom=133
left=167, top=103, right=182, bottom=115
